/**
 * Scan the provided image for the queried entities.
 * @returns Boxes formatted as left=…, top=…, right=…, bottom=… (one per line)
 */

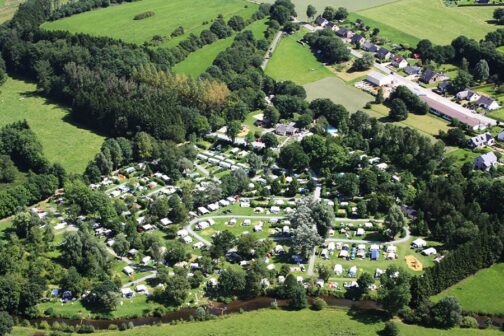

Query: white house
left=456, top=89, right=480, bottom=102
left=474, top=152, right=498, bottom=171
left=366, top=71, right=393, bottom=86
left=391, top=56, right=408, bottom=69
left=477, top=96, right=500, bottom=111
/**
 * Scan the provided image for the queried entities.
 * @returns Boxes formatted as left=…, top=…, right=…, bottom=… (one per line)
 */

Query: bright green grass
left=41, top=0, right=257, bottom=48
left=303, top=76, right=372, bottom=113
left=347, top=13, right=420, bottom=47
left=498, top=46, right=504, bottom=54
left=432, top=263, right=504, bottom=314
left=0, top=77, right=104, bottom=173
left=265, top=30, right=334, bottom=85
left=0, top=0, right=22, bottom=23
left=14, top=308, right=504, bottom=336
left=446, top=148, right=487, bottom=167
left=356, top=0, right=498, bottom=45
left=173, top=19, right=269, bottom=77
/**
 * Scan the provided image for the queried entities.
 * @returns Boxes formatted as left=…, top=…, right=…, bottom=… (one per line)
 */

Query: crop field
left=173, top=19, right=269, bottom=77
left=0, top=77, right=104, bottom=173
left=356, top=0, right=498, bottom=45
left=304, top=77, right=372, bottom=113
left=263, top=0, right=398, bottom=20
left=432, top=263, right=504, bottom=314
left=265, top=30, right=335, bottom=85
left=42, top=0, right=257, bottom=48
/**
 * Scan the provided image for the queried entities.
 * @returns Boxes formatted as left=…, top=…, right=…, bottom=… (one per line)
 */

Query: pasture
left=432, top=263, right=504, bottom=314
left=265, top=30, right=334, bottom=85
left=356, top=0, right=498, bottom=45
left=0, top=77, right=104, bottom=173
left=0, top=0, right=22, bottom=23
left=41, top=0, right=257, bottom=48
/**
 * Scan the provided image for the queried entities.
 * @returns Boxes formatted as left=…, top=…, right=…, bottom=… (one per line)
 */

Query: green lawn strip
left=355, top=0, right=497, bottom=45
left=41, top=0, right=257, bottom=47
left=0, top=77, right=104, bottom=173
left=265, top=30, right=334, bottom=85
left=347, top=13, right=420, bottom=47
left=446, top=148, right=488, bottom=167
left=432, top=263, right=504, bottom=315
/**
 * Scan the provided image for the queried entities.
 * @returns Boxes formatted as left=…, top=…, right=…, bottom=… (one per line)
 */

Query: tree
left=473, top=59, right=489, bottom=82
left=248, top=153, right=262, bottom=170
left=311, top=201, right=335, bottom=237
left=210, top=230, right=236, bottom=258
left=59, top=267, right=83, bottom=297
left=271, top=179, right=282, bottom=195
left=218, top=267, right=246, bottom=297
left=384, top=204, right=407, bottom=239
left=389, top=98, right=408, bottom=121
left=317, top=263, right=332, bottom=281
left=227, top=15, right=245, bottom=31
left=355, top=272, right=374, bottom=299
left=382, top=321, right=399, bottom=336
left=352, top=53, right=374, bottom=70
left=226, top=120, right=241, bottom=141
left=162, top=274, right=191, bottom=306
left=84, top=280, right=120, bottom=311
left=451, top=70, right=473, bottom=93
left=431, top=296, right=463, bottom=328
left=279, top=142, right=309, bottom=172
left=289, top=284, right=308, bottom=309
left=0, top=156, right=16, bottom=183
left=322, top=6, right=335, bottom=20
left=0, top=55, right=6, bottom=87
left=291, top=223, right=323, bottom=257
left=306, top=5, right=317, bottom=20
left=377, top=266, right=411, bottom=316
left=494, top=7, right=504, bottom=24
left=334, top=7, right=348, bottom=20
left=311, top=297, right=327, bottom=310
left=263, top=106, right=280, bottom=126
left=112, top=233, right=130, bottom=257
left=262, top=132, right=278, bottom=148
left=0, top=311, right=13, bottom=336
left=270, top=0, right=296, bottom=25
left=133, top=132, right=154, bottom=161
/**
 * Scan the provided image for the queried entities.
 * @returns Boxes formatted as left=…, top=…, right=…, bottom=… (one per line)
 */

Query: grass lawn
left=446, top=148, right=487, bottom=167
left=0, top=77, right=104, bottom=173
left=347, top=13, right=420, bottom=47
left=41, top=0, right=257, bottom=48
left=13, top=308, right=504, bottom=336
left=487, top=109, right=504, bottom=123
left=303, top=77, right=373, bottom=113
left=498, top=46, right=504, bottom=54
left=432, top=263, right=504, bottom=314
left=356, top=0, right=498, bottom=45
left=265, top=30, right=334, bottom=85
left=0, top=0, right=22, bottom=23
left=173, top=19, right=268, bottom=77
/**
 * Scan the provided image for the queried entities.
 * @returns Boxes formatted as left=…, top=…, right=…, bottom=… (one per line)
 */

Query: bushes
left=311, top=297, right=327, bottom=311
left=171, top=26, right=184, bottom=37
left=133, top=11, right=155, bottom=20
left=382, top=321, right=399, bottom=336
left=460, top=316, right=478, bottom=328
left=49, top=0, right=139, bottom=21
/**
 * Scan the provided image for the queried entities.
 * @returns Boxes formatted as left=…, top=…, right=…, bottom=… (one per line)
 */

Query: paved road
left=307, top=170, right=321, bottom=276
left=261, top=31, right=283, bottom=70
left=122, top=271, right=157, bottom=288
left=194, top=163, right=209, bottom=176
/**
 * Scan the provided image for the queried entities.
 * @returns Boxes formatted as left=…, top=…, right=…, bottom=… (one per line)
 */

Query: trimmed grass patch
left=265, top=30, right=334, bottom=85
left=356, top=0, right=498, bottom=45
left=432, top=263, right=504, bottom=314
left=0, top=77, right=104, bottom=173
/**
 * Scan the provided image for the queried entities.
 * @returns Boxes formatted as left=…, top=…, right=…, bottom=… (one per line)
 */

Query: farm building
left=366, top=71, right=393, bottom=86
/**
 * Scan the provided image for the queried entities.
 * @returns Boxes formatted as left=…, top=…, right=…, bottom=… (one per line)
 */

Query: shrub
left=108, top=324, right=118, bottom=330
left=171, top=26, right=185, bottom=37
left=460, top=316, right=478, bottom=329
left=311, top=297, right=328, bottom=311
left=134, top=11, right=155, bottom=20
left=382, top=321, right=399, bottom=336
left=77, top=324, right=95, bottom=334
left=38, top=321, right=50, bottom=330
left=44, top=307, right=55, bottom=316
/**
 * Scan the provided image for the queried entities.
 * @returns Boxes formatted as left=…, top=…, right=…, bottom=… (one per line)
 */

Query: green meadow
left=0, top=77, right=104, bottom=173
left=0, top=0, right=22, bottom=23
left=432, top=263, right=504, bottom=315
left=41, top=0, right=257, bottom=48
left=356, top=0, right=497, bottom=45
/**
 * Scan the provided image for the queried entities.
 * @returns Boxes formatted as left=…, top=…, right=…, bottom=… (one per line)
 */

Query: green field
left=263, top=0, right=398, bottom=20
left=11, top=308, right=504, bottom=336
left=42, top=0, right=257, bottom=48
left=265, top=30, right=334, bottom=85
left=356, top=0, right=498, bottom=45
left=0, top=0, right=22, bottom=23
left=432, top=263, right=504, bottom=314
left=304, top=77, right=372, bottom=113
left=446, top=148, right=487, bottom=167
left=173, top=19, right=269, bottom=77
left=0, top=77, right=104, bottom=173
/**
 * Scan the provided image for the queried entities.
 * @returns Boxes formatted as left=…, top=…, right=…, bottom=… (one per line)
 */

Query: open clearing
left=356, top=0, right=498, bottom=45
left=0, top=0, right=22, bottom=23
left=432, top=263, right=504, bottom=314
left=11, top=308, right=504, bottom=336
left=0, top=77, right=104, bottom=173
left=263, top=0, right=398, bottom=20
left=304, top=77, right=372, bottom=113
left=173, top=19, right=269, bottom=77
left=41, top=0, right=257, bottom=48
left=265, top=30, right=334, bottom=85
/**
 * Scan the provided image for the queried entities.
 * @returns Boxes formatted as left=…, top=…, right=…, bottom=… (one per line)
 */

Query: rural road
left=307, top=170, right=321, bottom=276
left=261, top=31, right=283, bottom=70
left=122, top=271, right=157, bottom=289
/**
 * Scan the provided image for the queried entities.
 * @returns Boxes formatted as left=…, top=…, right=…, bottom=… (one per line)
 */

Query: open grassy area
left=12, top=308, right=504, bottom=336
left=265, top=30, right=334, bottom=85
left=304, top=77, right=373, bottom=113
left=41, top=0, right=257, bottom=48
left=432, top=263, right=504, bottom=314
left=173, top=19, right=269, bottom=77
left=446, top=147, right=488, bottom=167
left=0, top=0, right=22, bottom=23
left=356, top=0, right=498, bottom=45
left=0, top=77, right=104, bottom=173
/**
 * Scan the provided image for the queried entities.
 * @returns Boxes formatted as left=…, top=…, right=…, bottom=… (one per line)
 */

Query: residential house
left=474, top=152, right=498, bottom=171
left=420, top=69, right=448, bottom=84
left=376, top=48, right=392, bottom=60
left=391, top=55, right=408, bottom=68
left=315, top=16, right=328, bottom=27
left=336, top=27, right=354, bottom=39
left=326, top=22, right=338, bottom=31
left=456, top=89, right=481, bottom=102
left=404, top=65, right=421, bottom=76
left=477, top=96, right=500, bottom=111
left=351, top=34, right=366, bottom=45
left=437, top=81, right=452, bottom=95
left=275, top=122, right=299, bottom=136
left=361, top=41, right=379, bottom=53
left=467, top=132, right=495, bottom=148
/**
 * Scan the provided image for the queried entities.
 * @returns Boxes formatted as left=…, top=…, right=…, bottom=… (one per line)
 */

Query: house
left=366, top=71, right=393, bottom=86
left=411, top=238, right=427, bottom=248
left=315, top=16, right=328, bottom=27
left=326, top=22, right=338, bottom=31
left=422, top=247, right=437, bottom=256
left=404, top=65, right=421, bottom=76
left=275, top=123, right=299, bottom=136
left=351, top=34, right=366, bottom=45
left=437, top=81, right=452, bottom=95
left=420, top=69, right=448, bottom=84
left=391, top=55, right=408, bottom=68
left=376, top=48, right=392, bottom=60
left=467, top=132, right=495, bottom=148
left=361, top=41, right=379, bottom=53
left=456, top=89, right=481, bottom=102
left=477, top=96, right=500, bottom=111
left=336, top=27, right=354, bottom=39
left=474, top=152, right=498, bottom=171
